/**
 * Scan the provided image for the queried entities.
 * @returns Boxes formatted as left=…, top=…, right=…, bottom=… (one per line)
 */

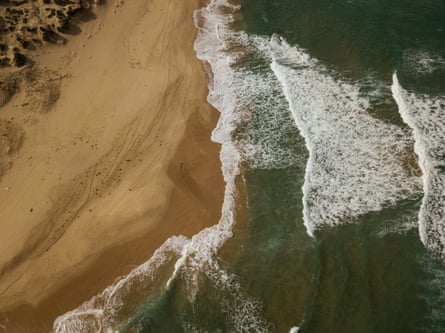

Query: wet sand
left=0, top=0, right=224, bottom=331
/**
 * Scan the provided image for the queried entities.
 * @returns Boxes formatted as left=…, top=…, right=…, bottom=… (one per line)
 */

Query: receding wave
left=392, top=73, right=445, bottom=258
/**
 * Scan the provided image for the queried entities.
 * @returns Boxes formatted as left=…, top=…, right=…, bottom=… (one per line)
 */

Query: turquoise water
left=54, top=0, right=445, bottom=332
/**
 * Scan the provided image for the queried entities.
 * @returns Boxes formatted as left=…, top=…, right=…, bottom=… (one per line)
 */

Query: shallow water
left=54, top=0, right=445, bottom=332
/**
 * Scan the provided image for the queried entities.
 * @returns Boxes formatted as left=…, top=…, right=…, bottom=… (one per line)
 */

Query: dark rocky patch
left=0, top=0, right=102, bottom=67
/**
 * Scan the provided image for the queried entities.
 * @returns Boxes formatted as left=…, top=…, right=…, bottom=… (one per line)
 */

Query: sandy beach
left=0, top=0, right=224, bottom=331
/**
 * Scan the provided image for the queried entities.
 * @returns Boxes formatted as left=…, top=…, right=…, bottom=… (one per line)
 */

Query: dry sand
left=0, top=0, right=224, bottom=331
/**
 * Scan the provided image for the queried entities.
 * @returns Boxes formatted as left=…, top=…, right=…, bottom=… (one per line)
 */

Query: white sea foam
left=392, top=73, right=445, bottom=258
left=232, top=68, right=306, bottom=170
left=265, top=38, right=422, bottom=235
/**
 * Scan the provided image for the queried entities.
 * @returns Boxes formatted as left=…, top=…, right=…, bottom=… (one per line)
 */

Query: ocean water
left=54, top=0, right=445, bottom=332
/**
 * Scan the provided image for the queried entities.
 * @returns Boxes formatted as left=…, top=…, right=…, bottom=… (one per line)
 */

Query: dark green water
left=241, top=0, right=445, bottom=86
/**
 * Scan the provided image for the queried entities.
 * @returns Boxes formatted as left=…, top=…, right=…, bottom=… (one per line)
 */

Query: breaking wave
left=392, top=73, right=445, bottom=258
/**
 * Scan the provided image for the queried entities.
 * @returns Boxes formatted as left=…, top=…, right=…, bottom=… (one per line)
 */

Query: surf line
left=391, top=72, right=445, bottom=258
left=270, top=58, right=316, bottom=237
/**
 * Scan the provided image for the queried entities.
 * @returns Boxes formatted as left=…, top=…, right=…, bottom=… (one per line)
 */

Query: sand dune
left=0, top=0, right=223, bottom=331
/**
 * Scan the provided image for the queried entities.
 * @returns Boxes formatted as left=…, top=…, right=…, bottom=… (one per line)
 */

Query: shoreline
left=0, top=0, right=224, bottom=331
